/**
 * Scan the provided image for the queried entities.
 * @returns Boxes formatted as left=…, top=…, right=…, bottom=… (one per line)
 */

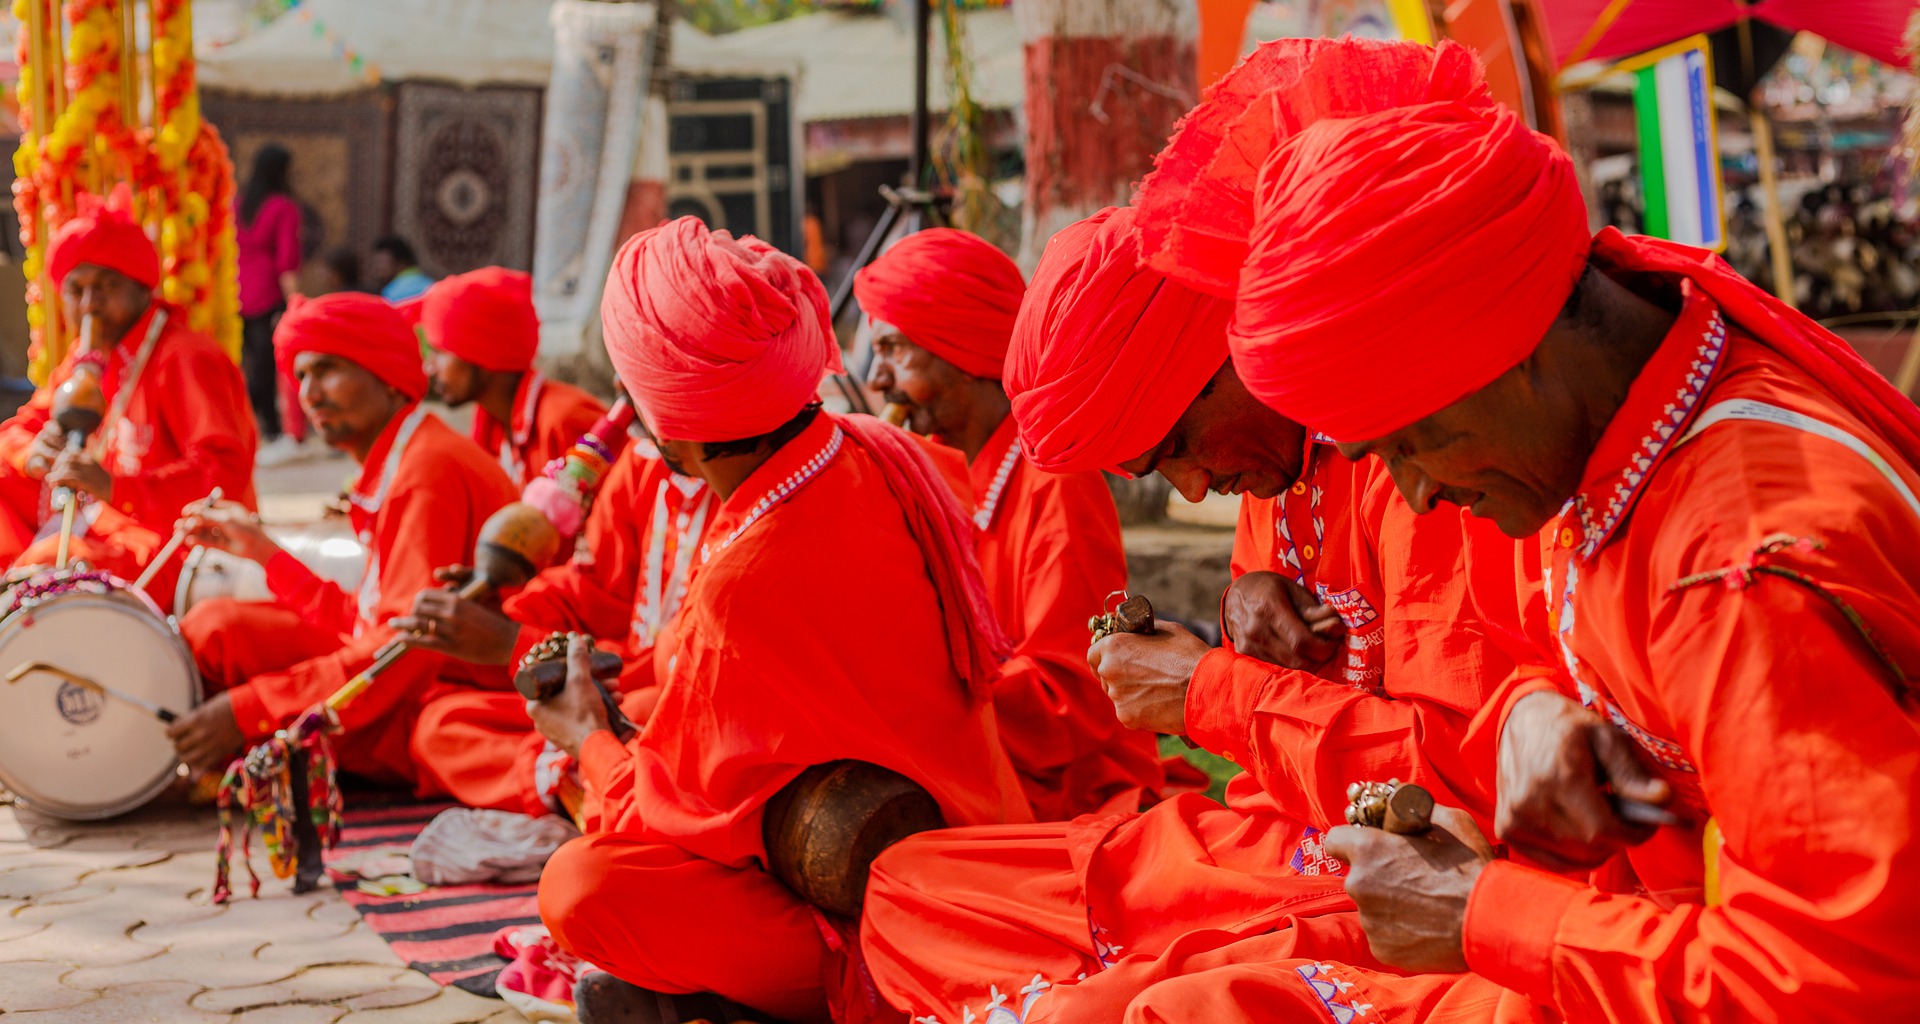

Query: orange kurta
left=537, top=412, right=1029, bottom=1022
left=971, top=416, right=1162, bottom=820
left=1453, top=281, right=1920, bottom=1022
left=0, top=305, right=258, bottom=596
left=471, top=372, right=606, bottom=489
left=860, top=439, right=1538, bottom=1022
left=180, top=406, right=518, bottom=789
left=411, top=445, right=717, bottom=815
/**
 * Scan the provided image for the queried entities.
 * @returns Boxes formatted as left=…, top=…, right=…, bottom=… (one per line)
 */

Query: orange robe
left=0, top=305, right=257, bottom=600
left=537, top=412, right=1030, bottom=1023
left=179, top=406, right=518, bottom=789
left=860, top=439, right=1539, bottom=1023
left=471, top=371, right=606, bottom=489
left=971, top=416, right=1162, bottom=820
left=410, top=446, right=717, bottom=815
left=1110, top=263, right=1920, bottom=1024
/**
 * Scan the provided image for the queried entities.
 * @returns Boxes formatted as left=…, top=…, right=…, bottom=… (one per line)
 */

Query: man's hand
left=1323, top=805, right=1494, bottom=974
left=23, top=424, right=64, bottom=481
left=1496, top=690, right=1673, bottom=872
left=45, top=449, right=112, bottom=503
left=165, top=691, right=246, bottom=773
left=178, top=500, right=280, bottom=565
left=527, top=635, right=612, bottom=759
left=1088, top=622, right=1210, bottom=735
left=387, top=566, right=518, bottom=666
left=1222, top=571, right=1346, bottom=670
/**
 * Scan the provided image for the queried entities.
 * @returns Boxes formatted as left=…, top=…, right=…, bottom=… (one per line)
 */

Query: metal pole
left=908, top=0, right=930, bottom=189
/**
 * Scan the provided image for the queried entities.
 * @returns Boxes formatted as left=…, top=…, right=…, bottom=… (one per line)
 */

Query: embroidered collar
left=969, top=416, right=1022, bottom=532
left=347, top=403, right=429, bottom=517
left=700, top=413, right=844, bottom=562
left=1566, top=282, right=1729, bottom=561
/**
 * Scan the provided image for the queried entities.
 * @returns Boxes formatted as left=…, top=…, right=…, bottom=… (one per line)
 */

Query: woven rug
left=323, top=801, right=541, bottom=997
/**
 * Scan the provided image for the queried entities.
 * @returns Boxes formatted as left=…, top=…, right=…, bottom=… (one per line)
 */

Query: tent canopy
left=1537, top=0, right=1916, bottom=71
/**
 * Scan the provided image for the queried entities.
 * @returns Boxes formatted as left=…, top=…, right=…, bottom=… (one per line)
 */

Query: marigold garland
left=14, top=0, right=242, bottom=379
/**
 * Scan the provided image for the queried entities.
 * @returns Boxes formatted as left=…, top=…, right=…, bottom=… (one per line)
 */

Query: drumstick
left=5, top=660, right=182, bottom=723
left=132, top=486, right=223, bottom=593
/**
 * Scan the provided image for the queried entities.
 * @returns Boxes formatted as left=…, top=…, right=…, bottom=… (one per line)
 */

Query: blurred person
left=370, top=235, right=434, bottom=303
left=235, top=143, right=305, bottom=459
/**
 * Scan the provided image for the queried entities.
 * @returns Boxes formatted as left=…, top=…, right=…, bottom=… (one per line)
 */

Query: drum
left=0, top=569, right=201, bottom=820
left=175, top=520, right=367, bottom=616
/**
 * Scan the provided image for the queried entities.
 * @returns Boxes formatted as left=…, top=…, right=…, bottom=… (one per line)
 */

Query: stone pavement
left=0, top=785, right=528, bottom=1022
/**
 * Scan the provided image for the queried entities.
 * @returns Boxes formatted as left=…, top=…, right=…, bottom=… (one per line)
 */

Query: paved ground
left=1, top=402, right=529, bottom=1022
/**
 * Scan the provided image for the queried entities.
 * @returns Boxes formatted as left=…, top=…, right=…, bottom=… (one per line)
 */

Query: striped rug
left=323, top=800, right=541, bottom=997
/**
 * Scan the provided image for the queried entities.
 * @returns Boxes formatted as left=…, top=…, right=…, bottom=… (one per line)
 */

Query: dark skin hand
left=1087, top=622, right=1212, bottom=736
left=166, top=690, right=246, bottom=773
left=1323, top=805, right=1495, bottom=974
left=1497, top=690, right=1674, bottom=873
left=1223, top=571, right=1347, bottom=671
left=528, top=634, right=612, bottom=759
left=44, top=448, right=112, bottom=503
left=24, top=423, right=64, bottom=480
left=387, top=565, right=519, bottom=666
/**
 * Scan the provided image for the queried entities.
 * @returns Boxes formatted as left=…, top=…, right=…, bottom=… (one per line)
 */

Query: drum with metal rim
left=0, top=568, right=201, bottom=820
left=175, top=520, right=366, bottom=616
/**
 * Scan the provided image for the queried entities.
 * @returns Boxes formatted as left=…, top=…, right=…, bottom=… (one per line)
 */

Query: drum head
left=0, top=592, right=201, bottom=819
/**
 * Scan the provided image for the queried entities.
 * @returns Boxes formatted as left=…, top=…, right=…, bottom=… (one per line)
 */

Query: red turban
left=1005, top=207, right=1232, bottom=475
left=601, top=216, right=841, bottom=443
left=274, top=292, right=430, bottom=400
left=1133, top=37, right=1490, bottom=297
left=853, top=228, right=1024, bottom=379
left=419, top=267, right=540, bottom=372
left=1230, top=100, right=1590, bottom=441
left=47, top=185, right=161, bottom=289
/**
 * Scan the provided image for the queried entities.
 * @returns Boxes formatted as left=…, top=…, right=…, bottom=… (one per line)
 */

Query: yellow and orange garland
left=12, top=0, right=240, bottom=382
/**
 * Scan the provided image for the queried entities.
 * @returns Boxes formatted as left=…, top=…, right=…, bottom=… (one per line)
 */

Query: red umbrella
left=1537, top=0, right=1917, bottom=70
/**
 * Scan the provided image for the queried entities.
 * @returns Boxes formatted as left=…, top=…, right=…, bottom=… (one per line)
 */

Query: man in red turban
left=856, top=227, right=1162, bottom=821
left=417, top=266, right=606, bottom=488
left=164, top=293, right=520, bottom=795
left=854, top=198, right=1552, bottom=1022
left=1181, top=52, right=1920, bottom=1024
left=531, top=217, right=1029, bottom=1023
left=0, top=189, right=257, bottom=597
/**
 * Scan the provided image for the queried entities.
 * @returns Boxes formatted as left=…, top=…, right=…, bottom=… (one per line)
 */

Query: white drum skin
left=0, top=585, right=201, bottom=820
left=175, top=521, right=367, bottom=615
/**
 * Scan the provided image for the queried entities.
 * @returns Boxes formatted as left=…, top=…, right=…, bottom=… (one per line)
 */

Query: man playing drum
left=0, top=188, right=257, bottom=600
left=165, top=293, right=520, bottom=795
left=530, top=217, right=1030, bottom=1023
left=414, top=267, right=606, bottom=488
left=855, top=227, right=1162, bottom=821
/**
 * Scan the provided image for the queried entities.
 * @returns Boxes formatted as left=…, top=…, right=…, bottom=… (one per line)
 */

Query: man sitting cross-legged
left=166, top=293, right=519, bottom=793
left=531, top=217, right=1030, bottom=1024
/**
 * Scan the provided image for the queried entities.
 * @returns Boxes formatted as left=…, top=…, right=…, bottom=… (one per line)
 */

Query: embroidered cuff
left=263, top=549, right=324, bottom=605
left=576, top=729, right=629, bottom=801
left=1463, top=858, right=1583, bottom=1006
left=224, top=683, right=280, bottom=742
left=1185, top=647, right=1268, bottom=767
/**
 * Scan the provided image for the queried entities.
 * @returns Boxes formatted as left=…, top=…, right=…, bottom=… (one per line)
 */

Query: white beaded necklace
left=701, top=425, right=845, bottom=562
left=973, top=439, right=1021, bottom=531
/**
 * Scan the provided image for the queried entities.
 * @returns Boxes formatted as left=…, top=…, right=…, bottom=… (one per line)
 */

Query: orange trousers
left=539, top=832, right=832, bottom=1024
left=410, top=690, right=549, bottom=815
left=182, top=599, right=448, bottom=790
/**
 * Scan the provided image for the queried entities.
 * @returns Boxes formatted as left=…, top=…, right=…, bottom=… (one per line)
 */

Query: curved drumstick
left=132, top=486, right=224, bottom=594
left=5, top=660, right=182, bottom=723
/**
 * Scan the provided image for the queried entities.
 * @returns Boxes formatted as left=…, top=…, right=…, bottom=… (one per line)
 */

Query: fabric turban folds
left=853, top=228, right=1025, bottom=380
left=47, top=186, right=161, bottom=290
left=602, top=216, right=841, bottom=444
left=274, top=292, right=430, bottom=400
left=1230, top=100, right=1590, bottom=442
left=1005, top=207, right=1232, bottom=475
left=419, top=267, right=541, bottom=373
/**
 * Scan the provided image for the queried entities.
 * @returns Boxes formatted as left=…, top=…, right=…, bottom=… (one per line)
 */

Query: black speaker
left=666, top=74, right=800, bottom=257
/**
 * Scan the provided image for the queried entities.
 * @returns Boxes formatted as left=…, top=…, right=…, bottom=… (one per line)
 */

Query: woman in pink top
left=235, top=144, right=305, bottom=454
